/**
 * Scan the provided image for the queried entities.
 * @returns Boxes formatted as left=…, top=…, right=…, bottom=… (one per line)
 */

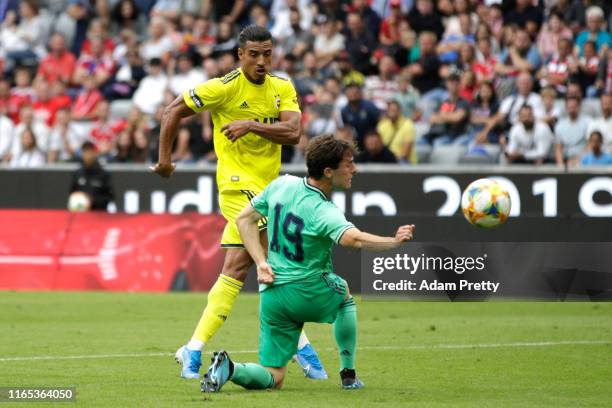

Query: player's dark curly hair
left=306, top=134, right=357, bottom=179
left=238, top=25, right=272, bottom=48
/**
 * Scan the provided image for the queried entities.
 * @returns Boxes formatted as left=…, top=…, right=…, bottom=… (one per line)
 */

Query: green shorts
left=258, top=272, right=348, bottom=367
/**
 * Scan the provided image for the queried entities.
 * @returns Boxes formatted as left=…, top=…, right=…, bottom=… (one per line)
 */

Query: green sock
left=334, top=297, right=357, bottom=370
left=230, top=363, right=275, bottom=390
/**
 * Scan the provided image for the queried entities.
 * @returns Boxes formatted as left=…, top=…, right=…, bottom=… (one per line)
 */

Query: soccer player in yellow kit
left=151, top=25, right=327, bottom=380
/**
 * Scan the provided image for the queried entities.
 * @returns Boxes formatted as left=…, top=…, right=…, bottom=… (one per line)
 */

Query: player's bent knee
left=221, top=249, right=253, bottom=282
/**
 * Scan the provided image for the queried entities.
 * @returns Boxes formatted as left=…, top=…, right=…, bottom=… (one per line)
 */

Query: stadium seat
left=415, top=143, right=432, bottom=164
left=429, top=145, right=468, bottom=165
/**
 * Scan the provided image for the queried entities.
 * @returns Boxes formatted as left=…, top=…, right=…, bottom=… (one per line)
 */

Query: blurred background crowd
left=0, top=0, right=610, bottom=168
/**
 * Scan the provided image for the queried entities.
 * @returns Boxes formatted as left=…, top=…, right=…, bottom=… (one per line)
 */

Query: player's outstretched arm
left=236, top=204, right=275, bottom=284
left=150, top=95, right=195, bottom=178
left=221, top=111, right=301, bottom=145
left=339, top=225, right=415, bottom=251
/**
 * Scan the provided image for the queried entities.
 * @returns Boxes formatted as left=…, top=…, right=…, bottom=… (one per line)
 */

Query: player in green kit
left=200, top=134, right=415, bottom=392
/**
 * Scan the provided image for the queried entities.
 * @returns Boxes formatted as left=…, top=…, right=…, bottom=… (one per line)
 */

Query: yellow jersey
left=183, top=68, right=301, bottom=192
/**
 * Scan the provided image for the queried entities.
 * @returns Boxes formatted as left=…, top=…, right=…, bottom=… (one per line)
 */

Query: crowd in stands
left=0, top=0, right=611, bottom=168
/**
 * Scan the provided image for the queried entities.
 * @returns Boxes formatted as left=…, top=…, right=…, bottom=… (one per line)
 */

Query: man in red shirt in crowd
left=8, top=67, right=35, bottom=123
left=36, top=33, right=77, bottom=86
left=90, top=100, right=127, bottom=159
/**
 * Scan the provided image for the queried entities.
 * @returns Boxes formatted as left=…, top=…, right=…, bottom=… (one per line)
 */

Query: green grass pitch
left=0, top=292, right=611, bottom=407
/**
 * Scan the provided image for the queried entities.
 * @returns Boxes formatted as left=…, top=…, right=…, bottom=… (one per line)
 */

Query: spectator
left=71, top=75, right=103, bottom=122
left=495, top=28, right=542, bottom=99
left=73, top=37, right=115, bottom=88
left=349, top=0, right=382, bottom=40
left=112, top=28, right=140, bottom=64
left=0, top=79, right=10, bottom=118
left=275, top=6, right=314, bottom=59
left=595, top=48, right=612, bottom=95
left=112, top=108, right=150, bottom=163
left=575, top=6, right=611, bottom=57
left=31, top=79, right=57, bottom=127
left=305, top=91, right=337, bottom=138
left=36, top=33, right=77, bottom=86
left=103, top=47, right=147, bottom=101
left=209, top=21, right=238, bottom=59
left=504, top=105, right=553, bottom=165
left=335, top=126, right=356, bottom=144
left=48, top=108, right=87, bottom=163
left=217, top=52, right=236, bottom=76
left=69, top=141, right=114, bottom=211
left=472, top=81, right=500, bottom=145
left=150, top=0, right=181, bottom=20
left=331, top=51, right=365, bottom=88
left=579, top=131, right=612, bottom=166
left=473, top=33, right=498, bottom=84
left=586, top=93, right=612, bottom=153
left=1, top=2, right=45, bottom=74
left=537, top=11, right=573, bottom=62
left=168, top=53, right=206, bottom=96
left=393, top=71, right=420, bottom=120
left=8, top=66, right=35, bottom=123
left=270, top=0, right=313, bottom=46
left=376, top=100, right=417, bottom=163
left=12, top=105, right=51, bottom=159
left=540, top=86, right=562, bottom=131
left=293, top=52, right=325, bottom=96
left=90, top=100, right=128, bottom=160
left=554, top=97, right=589, bottom=166
left=478, top=72, right=545, bottom=142
left=407, top=0, right=444, bottom=39
left=195, top=53, right=214, bottom=74
left=578, top=41, right=601, bottom=97
left=344, top=12, right=377, bottom=74
left=391, top=21, right=417, bottom=68
left=313, top=18, right=345, bottom=70
left=364, top=55, right=399, bottom=111
left=422, top=73, right=471, bottom=146
left=537, top=37, right=577, bottom=96
left=10, top=126, right=45, bottom=167
left=140, top=16, right=174, bottom=63
left=437, top=13, right=475, bottom=64
left=340, top=82, right=380, bottom=149
left=356, top=130, right=397, bottom=163
left=378, top=0, right=404, bottom=47
left=503, top=0, right=543, bottom=35
left=80, top=18, right=115, bottom=60
left=408, top=33, right=440, bottom=94
left=111, top=0, right=144, bottom=36
left=0, top=104, right=15, bottom=162
left=132, top=58, right=168, bottom=115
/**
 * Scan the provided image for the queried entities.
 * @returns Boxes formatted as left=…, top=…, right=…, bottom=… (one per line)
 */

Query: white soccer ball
left=67, top=191, right=92, bottom=212
left=461, top=178, right=511, bottom=228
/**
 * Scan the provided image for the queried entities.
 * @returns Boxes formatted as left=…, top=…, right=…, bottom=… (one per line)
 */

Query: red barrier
left=0, top=211, right=226, bottom=291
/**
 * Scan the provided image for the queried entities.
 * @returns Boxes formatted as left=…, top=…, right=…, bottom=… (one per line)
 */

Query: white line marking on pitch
left=0, top=340, right=608, bottom=362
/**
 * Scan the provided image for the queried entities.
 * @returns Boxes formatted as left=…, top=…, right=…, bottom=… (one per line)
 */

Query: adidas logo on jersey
left=239, top=101, right=249, bottom=109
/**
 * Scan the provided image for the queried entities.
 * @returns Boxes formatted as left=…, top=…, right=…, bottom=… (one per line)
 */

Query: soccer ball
left=67, top=191, right=92, bottom=212
left=461, top=178, right=511, bottom=228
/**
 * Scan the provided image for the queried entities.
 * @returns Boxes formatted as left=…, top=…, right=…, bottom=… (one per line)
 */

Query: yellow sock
left=192, top=274, right=244, bottom=343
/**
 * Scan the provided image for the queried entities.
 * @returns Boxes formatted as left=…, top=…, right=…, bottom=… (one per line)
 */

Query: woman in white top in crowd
left=11, top=127, right=45, bottom=168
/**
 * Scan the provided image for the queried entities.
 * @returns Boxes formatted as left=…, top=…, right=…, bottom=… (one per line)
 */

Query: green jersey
left=251, top=175, right=354, bottom=291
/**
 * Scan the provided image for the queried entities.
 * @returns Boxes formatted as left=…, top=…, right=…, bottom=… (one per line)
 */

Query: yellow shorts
left=219, top=189, right=267, bottom=248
